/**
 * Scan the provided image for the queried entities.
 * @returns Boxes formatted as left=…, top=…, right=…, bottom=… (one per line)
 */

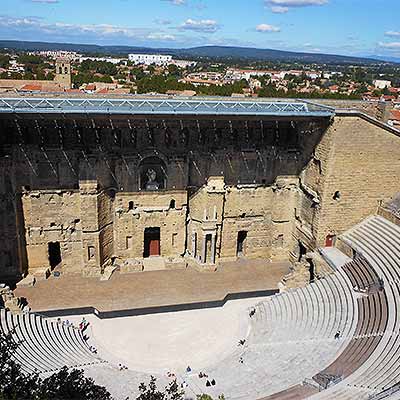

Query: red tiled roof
left=20, top=84, right=41, bottom=91
left=390, top=109, right=400, bottom=121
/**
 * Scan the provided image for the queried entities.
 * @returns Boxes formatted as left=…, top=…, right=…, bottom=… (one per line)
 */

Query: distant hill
left=0, top=39, right=392, bottom=65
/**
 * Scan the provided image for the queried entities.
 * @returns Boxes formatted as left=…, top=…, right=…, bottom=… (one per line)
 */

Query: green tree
left=167, top=64, right=181, bottom=79
left=17, top=54, right=44, bottom=65
left=0, top=54, right=10, bottom=68
left=0, top=330, right=111, bottom=400
left=79, top=60, right=118, bottom=76
left=136, top=376, right=184, bottom=400
left=38, top=367, right=111, bottom=400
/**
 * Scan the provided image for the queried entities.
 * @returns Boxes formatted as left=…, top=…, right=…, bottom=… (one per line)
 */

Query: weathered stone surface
left=0, top=111, right=399, bottom=280
left=120, top=258, right=144, bottom=274
left=16, top=274, right=36, bottom=288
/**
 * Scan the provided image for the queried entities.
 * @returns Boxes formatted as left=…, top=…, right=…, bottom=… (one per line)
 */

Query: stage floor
left=15, top=259, right=290, bottom=315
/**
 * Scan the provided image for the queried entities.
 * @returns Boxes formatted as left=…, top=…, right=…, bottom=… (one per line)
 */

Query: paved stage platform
left=14, top=259, right=290, bottom=318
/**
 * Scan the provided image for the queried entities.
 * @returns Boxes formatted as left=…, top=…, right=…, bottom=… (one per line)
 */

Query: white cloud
left=268, top=0, right=328, bottom=5
left=162, top=0, right=186, bottom=5
left=385, top=31, right=400, bottom=37
left=154, top=18, right=172, bottom=25
left=179, top=18, right=219, bottom=33
left=271, top=6, right=289, bottom=13
left=31, top=0, right=59, bottom=3
left=147, top=33, right=176, bottom=40
left=256, top=23, right=280, bottom=33
left=379, top=42, right=400, bottom=49
left=265, top=0, right=328, bottom=12
left=0, top=15, right=177, bottom=42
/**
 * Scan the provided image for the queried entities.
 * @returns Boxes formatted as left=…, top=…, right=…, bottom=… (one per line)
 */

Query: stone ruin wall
left=317, top=99, right=392, bottom=122
left=296, top=115, right=400, bottom=254
left=0, top=112, right=400, bottom=280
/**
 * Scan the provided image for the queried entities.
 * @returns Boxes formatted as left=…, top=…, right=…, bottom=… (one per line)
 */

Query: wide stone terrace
left=15, top=260, right=290, bottom=315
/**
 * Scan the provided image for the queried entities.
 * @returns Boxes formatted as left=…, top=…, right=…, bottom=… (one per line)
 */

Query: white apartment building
left=35, top=51, right=81, bottom=60
left=128, top=54, right=173, bottom=65
left=373, top=79, right=392, bottom=89
left=79, top=56, right=126, bottom=65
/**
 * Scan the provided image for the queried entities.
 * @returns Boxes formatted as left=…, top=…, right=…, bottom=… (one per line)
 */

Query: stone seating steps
left=258, top=383, right=319, bottom=400
left=313, top=289, right=388, bottom=382
left=251, top=269, right=355, bottom=343
left=0, top=309, right=104, bottom=374
left=342, top=219, right=400, bottom=387
left=189, top=263, right=357, bottom=399
left=342, top=257, right=380, bottom=290
left=307, top=215, right=400, bottom=399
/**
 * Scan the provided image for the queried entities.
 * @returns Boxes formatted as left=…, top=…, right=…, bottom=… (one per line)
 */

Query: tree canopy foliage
left=79, top=60, right=118, bottom=76
left=0, top=329, right=111, bottom=400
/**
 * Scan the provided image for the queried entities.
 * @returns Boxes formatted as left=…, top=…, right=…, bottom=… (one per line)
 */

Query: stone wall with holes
left=297, top=116, right=400, bottom=249
left=21, top=190, right=83, bottom=276
left=4, top=112, right=400, bottom=278
left=114, top=191, right=187, bottom=260
left=185, top=175, right=298, bottom=262
left=218, top=178, right=298, bottom=261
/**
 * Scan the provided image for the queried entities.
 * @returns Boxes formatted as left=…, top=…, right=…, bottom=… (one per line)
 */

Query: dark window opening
left=169, top=199, right=176, bottom=209
left=48, top=242, right=61, bottom=269
left=204, top=234, right=212, bottom=263
left=144, top=227, right=160, bottom=258
left=298, top=241, right=307, bottom=262
left=308, top=258, right=315, bottom=283
left=236, top=231, right=248, bottom=257
left=88, top=246, right=95, bottom=260
left=333, top=191, right=341, bottom=200
left=129, top=201, right=134, bottom=210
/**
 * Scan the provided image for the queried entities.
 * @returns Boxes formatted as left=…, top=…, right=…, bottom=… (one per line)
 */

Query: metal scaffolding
left=0, top=97, right=335, bottom=117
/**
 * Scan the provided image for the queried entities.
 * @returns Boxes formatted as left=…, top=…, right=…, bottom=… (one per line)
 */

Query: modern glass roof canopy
left=0, top=97, right=335, bottom=117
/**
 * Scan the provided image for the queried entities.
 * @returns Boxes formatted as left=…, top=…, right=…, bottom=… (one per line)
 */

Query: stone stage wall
left=0, top=112, right=399, bottom=280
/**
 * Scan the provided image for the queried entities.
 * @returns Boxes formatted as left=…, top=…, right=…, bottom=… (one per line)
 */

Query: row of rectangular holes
left=128, top=199, right=175, bottom=210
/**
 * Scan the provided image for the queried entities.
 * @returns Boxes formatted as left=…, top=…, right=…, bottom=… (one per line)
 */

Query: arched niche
left=139, top=157, right=167, bottom=191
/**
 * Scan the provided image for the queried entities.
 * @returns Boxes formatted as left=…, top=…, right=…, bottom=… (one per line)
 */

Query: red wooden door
left=149, top=239, right=160, bottom=256
left=325, top=235, right=335, bottom=247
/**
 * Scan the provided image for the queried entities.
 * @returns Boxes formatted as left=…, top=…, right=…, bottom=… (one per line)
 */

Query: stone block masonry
left=0, top=109, right=399, bottom=280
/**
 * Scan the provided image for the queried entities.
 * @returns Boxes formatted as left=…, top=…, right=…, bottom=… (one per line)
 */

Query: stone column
left=211, top=233, right=216, bottom=264
left=192, top=232, right=197, bottom=257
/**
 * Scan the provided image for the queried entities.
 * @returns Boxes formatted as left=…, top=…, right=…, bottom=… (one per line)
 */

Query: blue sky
left=1, top=0, right=400, bottom=57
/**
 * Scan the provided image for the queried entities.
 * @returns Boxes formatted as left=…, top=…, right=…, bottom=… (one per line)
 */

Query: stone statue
left=145, top=168, right=159, bottom=191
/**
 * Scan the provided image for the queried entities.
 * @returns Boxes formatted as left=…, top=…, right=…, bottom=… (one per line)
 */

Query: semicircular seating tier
left=194, top=215, right=400, bottom=400
left=189, top=257, right=358, bottom=399
left=304, top=215, right=400, bottom=400
left=0, top=309, right=105, bottom=374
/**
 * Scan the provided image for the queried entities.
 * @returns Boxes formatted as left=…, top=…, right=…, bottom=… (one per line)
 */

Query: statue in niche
left=145, top=168, right=159, bottom=191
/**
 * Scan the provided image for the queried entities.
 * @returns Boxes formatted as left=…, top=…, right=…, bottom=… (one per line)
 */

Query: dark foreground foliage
left=1, top=325, right=224, bottom=400
left=0, top=329, right=111, bottom=400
